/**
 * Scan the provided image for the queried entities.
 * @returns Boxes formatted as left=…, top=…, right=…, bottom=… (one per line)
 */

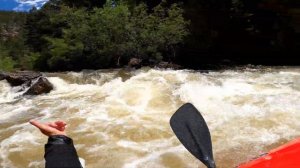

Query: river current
left=0, top=67, right=299, bottom=168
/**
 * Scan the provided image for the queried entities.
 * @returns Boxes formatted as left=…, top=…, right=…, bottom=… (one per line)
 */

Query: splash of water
left=0, top=68, right=299, bottom=168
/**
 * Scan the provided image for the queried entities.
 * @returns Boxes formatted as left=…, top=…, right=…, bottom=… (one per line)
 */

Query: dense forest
left=0, top=11, right=27, bottom=71
left=0, top=0, right=299, bottom=71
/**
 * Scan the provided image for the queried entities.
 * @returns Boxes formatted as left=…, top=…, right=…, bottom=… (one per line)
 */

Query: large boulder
left=0, top=71, right=42, bottom=86
left=24, top=77, right=53, bottom=95
left=0, top=71, right=53, bottom=96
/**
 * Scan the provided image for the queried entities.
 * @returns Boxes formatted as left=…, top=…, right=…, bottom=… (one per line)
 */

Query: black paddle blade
left=170, top=103, right=216, bottom=168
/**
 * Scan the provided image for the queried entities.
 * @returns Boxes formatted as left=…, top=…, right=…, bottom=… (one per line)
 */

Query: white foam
left=0, top=68, right=300, bottom=168
left=79, top=158, right=86, bottom=168
left=0, top=81, right=24, bottom=104
left=0, top=105, right=31, bottom=122
left=279, top=71, right=300, bottom=76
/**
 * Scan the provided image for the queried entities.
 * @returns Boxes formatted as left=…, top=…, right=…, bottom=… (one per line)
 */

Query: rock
left=0, top=72, right=7, bottom=81
left=0, top=71, right=42, bottom=86
left=156, top=62, right=182, bottom=69
left=0, top=71, right=53, bottom=96
left=128, top=58, right=142, bottom=68
left=24, top=77, right=53, bottom=95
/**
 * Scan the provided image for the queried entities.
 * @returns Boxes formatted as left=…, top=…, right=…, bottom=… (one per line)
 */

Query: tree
left=0, top=11, right=27, bottom=70
left=42, top=1, right=189, bottom=71
left=62, top=0, right=106, bottom=8
left=0, top=45, right=15, bottom=71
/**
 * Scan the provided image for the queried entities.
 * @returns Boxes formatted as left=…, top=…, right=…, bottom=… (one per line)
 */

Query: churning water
left=0, top=67, right=299, bottom=168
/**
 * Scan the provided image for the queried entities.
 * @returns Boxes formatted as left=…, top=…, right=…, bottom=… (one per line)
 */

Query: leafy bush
left=0, top=57, right=15, bottom=71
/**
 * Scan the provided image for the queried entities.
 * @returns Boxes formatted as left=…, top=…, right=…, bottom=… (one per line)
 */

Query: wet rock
left=156, top=62, right=182, bottom=69
left=24, top=77, right=53, bottom=95
left=0, top=71, right=42, bottom=86
left=16, top=80, right=32, bottom=93
left=0, top=72, right=7, bottom=80
left=0, top=71, right=54, bottom=96
left=128, top=58, right=142, bottom=68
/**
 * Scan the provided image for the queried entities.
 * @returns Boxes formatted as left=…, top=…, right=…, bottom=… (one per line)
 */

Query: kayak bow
left=238, top=138, right=300, bottom=168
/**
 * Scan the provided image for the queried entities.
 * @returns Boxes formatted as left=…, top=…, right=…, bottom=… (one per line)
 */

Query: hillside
left=0, top=11, right=26, bottom=40
left=0, top=11, right=27, bottom=71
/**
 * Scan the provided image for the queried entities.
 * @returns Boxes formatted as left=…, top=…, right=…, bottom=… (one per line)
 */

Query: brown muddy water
left=0, top=67, right=299, bottom=168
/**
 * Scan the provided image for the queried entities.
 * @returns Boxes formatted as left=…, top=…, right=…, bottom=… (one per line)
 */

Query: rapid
left=0, top=67, right=299, bottom=168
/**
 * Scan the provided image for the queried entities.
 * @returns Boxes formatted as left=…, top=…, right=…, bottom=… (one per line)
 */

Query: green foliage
left=41, top=1, right=189, bottom=70
left=0, top=11, right=27, bottom=71
left=1, top=0, right=299, bottom=71
left=62, top=0, right=106, bottom=8
left=18, top=52, right=41, bottom=70
left=0, top=56, right=15, bottom=71
left=127, top=1, right=190, bottom=61
left=0, top=11, right=26, bottom=26
left=0, top=0, right=189, bottom=71
left=0, top=46, right=16, bottom=71
left=24, top=8, right=54, bottom=52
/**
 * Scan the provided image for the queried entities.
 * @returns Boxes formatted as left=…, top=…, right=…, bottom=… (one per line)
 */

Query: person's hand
left=30, top=120, right=67, bottom=136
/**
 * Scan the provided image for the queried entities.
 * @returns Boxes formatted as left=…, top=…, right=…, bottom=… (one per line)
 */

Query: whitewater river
left=0, top=67, right=299, bottom=168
